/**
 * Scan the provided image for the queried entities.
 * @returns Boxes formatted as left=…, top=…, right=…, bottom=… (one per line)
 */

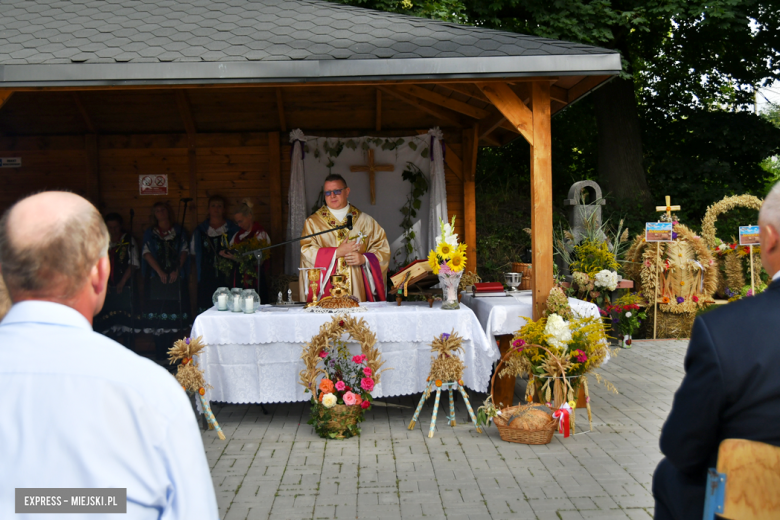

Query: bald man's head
left=0, top=192, right=109, bottom=301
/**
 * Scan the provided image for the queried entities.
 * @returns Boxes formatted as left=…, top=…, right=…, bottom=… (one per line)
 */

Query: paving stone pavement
left=201, top=339, right=688, bottom=520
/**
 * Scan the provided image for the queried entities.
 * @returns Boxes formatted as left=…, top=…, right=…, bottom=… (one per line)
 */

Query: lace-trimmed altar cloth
left=460, top=292, right=601, bottom=346
left=190, top=302, right=499, bottom=404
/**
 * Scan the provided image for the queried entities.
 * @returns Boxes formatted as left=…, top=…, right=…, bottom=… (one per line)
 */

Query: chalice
left=504, top=272, right=522, bottom=292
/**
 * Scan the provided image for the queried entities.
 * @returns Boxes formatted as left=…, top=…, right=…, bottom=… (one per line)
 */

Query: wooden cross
left=655, top=195, right=681, bottom=220
left=349, top=148, right=394, bottom=205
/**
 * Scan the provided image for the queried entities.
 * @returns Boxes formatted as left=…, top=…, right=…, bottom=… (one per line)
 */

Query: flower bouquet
left=602, top=293, right=647, bottom=348
left=308, top=340, right=375, bottom=438
left=300, top=315, right=385, bottom=439
left=215, top=235, right=271, bottom=285
left=427, top=216, right=467, bottom=310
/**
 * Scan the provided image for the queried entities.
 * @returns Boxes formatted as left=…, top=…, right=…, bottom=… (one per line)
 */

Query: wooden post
left=84, top=134, right=100, bottom=208
left=750, top=245, right=755, bottom=296
left=268, top=131, right=283, bottom=276
left=530, top=82, right=552, bottom=320
left=462, top=125, right=478, bottom=274
left=653, top=243, right=660, bottom=340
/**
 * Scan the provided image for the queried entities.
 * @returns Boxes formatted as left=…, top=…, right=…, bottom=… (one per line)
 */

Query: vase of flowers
left=308, top=339, right=375, bottom=439
left=428, top=216, right=467, bottom=310
left=602, top=293, right=647, bottom=348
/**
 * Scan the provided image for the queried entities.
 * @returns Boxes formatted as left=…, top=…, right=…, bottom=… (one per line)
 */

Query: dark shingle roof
left=0, top=0, right=621, bottom=86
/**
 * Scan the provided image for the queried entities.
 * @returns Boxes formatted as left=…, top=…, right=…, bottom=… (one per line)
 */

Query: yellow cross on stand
left=350, top=148, right=394, bottom=205
left=655, top=195, right=681, bottom=220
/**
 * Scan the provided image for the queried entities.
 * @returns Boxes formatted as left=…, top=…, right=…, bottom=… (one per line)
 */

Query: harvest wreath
left=299, top=315, right=388, bottom=439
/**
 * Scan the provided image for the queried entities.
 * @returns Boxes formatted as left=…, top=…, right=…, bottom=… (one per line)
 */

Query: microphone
left=346, top=215, right=353, bottom=230
left=181, top=197, right=193, bottom=203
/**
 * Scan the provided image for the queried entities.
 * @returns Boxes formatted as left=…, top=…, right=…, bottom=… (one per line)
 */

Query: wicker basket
left=489, top=351, right=557, bottom=444
left=315, top=404, right=364, bottom=438
left=511, top=263, right=532, bottom=290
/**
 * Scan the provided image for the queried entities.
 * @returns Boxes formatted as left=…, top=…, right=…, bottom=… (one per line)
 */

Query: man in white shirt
left=0, top=192, right=218, bottom=519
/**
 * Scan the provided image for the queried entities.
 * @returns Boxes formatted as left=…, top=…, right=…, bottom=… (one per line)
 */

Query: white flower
left=594, top=270, right=619, bottom=292
left=625, top=312, right=632, bottom=318
left=717, top=243, right=729, bottom=252
left=544, top=314, right=572, bottom=349
left=322, top=393, right=337, bottom=408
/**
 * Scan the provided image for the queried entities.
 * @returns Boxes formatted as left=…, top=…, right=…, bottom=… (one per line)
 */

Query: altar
left=191, top=302, right=499, bottom=404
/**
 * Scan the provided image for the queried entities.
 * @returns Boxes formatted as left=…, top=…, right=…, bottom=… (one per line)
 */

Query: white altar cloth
left=460, top=292, right=601, bottom=346
left=190, top=302, right=499, bottom=404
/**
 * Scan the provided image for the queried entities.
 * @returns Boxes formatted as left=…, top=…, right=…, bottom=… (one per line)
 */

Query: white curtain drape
left=286, top=129, right=307, bottom=275
left=427, top=127, right=448, bottom=252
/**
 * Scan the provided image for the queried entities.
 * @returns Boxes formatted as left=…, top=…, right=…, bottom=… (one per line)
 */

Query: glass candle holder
left=241, top=289, right=260, bottom=314
left=212, top=287, right=231, bottom=311
left=229, top=288, right=243, bottom=312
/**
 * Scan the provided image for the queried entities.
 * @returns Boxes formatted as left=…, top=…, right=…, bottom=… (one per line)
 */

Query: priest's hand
left=336, top=240, right=360, bottom=259
left=345, top=251, right=366, bottom=266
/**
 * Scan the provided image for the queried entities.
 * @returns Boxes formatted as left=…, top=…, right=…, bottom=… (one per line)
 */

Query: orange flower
left=319, top=391, right=324, bottom=402
left=662, top=296, right=670, bottom=304
left=198, top=387, right=205, bottom=396
left=435, top=380, right=442, bottom=387
left=319, top=379, right=335, bottom=394
left=354, top=394, right=363, bottom=405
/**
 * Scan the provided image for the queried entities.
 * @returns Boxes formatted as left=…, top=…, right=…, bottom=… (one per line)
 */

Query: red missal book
left=473, top=282, right=504, bottom=293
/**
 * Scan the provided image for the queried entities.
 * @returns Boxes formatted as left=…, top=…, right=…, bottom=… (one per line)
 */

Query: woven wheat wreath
left=299, top=314, right=388, bottom=393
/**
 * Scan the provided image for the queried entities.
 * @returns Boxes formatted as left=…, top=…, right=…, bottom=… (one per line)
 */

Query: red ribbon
left=552, top=405, right=571, bottom=438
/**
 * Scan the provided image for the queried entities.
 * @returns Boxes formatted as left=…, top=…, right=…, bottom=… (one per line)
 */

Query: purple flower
left=725, top=288, right=735, bottom=298
left=185, top=337, right=190, bottom=345
left=441, top=333, right=450, bottom=341
left=676, top=296, right=684, bottom=304
left=672, top=232, right=678, bottom=240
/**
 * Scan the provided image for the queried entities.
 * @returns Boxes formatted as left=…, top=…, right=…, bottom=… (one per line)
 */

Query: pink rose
left=361, top=400, right=370, bottom=410
left=352, top=355, right=361, bottom=363
left=335, top=380, right=346, bottom=392
left=360, top=377, right=375, bottom=392
left=343, top=391, right=357, bottom=406
left=318, top=351, right=328, bottom=358
left=363, top=367, right=372, bottom=377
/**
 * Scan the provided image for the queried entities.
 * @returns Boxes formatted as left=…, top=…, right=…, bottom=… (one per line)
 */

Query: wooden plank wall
left=0, top=131, right=468, bottom=275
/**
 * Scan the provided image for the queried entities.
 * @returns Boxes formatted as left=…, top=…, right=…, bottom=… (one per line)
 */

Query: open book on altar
left=390, top=259, right=438, bottom=290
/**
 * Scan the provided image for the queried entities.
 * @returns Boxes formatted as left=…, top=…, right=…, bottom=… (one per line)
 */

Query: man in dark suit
left=653, top=185, right=780, bottom=519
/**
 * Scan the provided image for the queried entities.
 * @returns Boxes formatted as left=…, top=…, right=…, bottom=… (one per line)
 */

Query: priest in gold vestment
left=299, top=174, right=390, bottom=302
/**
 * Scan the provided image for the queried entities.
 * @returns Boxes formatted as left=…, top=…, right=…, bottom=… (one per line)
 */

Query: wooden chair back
left=716, top=439, right=780, bottom=519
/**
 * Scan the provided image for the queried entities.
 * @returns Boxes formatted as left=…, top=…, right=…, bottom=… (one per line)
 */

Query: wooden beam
left=84, top=134, right=100, bottom=207
left=445, top=148, right=463, bottom=181
left=393, top=84, right=490, bottom=120
left=439, top=83, right=491, bottom=103
left=567, top=75, right=610, bottom=103
left=478, top=110, right=506, bottom=140
left=268, top=131, right=283, bottom=275
left=375, top=89, right=382, bottom=132
left=530, top=81, right=552, bottom=320
left=462, top=124, right=478, bottom=274
left=72, top=92, right=96, bottom=134
left=276, top=88, right=287, bottom=132
left=476, top=82, right=534, bottom=145
left=550, top=85, right=568, bottom=104
left=0, top=91, right=13, bottom=113
left=376, top=86, right=464, bottom=127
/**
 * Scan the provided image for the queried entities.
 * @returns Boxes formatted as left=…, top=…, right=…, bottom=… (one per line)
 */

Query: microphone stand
left=242, top=216, right=354, bottom=259
left=128, top=208, right=136, bottom=350
left=177, top=198, right=192, bottom=335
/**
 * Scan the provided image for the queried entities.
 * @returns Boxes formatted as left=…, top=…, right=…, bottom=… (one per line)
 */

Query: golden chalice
left=307, top=268, right=322, bottom=305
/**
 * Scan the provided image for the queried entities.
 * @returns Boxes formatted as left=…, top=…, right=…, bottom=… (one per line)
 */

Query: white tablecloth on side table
left=190, top=302, right=499, bottom=404
left=460, top=292, right=601, bottom=346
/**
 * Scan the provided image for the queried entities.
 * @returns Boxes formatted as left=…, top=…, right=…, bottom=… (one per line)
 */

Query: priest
left=299, top=174, right=390, bottom=302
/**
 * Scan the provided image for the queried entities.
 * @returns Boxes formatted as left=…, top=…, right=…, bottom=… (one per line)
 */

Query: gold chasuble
left=299, top=205, right=391, bottom=302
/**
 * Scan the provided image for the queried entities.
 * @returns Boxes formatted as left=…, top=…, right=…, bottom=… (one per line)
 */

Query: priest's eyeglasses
left=324, top=189, right=344, bottom=197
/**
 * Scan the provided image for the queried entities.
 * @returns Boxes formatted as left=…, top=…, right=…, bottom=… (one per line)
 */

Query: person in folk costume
left=298, top=173, right=390, bottom=303
left=141, top=201, right=191, bottom=361
left=190, top=195, right=239, bottom=315
left=93, top=212, right=140, bottom=344
left=219, top=198, right=272, bottom=300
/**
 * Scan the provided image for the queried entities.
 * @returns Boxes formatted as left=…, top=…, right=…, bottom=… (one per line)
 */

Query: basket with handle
left=511, top=263, right=532, bottom=290
left=489, top=350, right=557, bottom=444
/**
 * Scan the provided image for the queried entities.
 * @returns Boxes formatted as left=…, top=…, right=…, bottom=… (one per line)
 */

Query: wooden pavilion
left=0, top=0, right=620, bottom=318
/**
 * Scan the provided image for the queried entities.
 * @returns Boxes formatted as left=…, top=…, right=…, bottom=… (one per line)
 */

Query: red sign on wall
left=139, top=174, right=168, bottom=195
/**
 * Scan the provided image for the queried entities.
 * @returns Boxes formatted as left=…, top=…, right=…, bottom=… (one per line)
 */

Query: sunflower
left=428, top=251, right=440, bottom=275
left=436, top=241, right=454, bottom=258
left=457, top=243, right=468, bottom=253
left=447, top=250, right=467, bottom=272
